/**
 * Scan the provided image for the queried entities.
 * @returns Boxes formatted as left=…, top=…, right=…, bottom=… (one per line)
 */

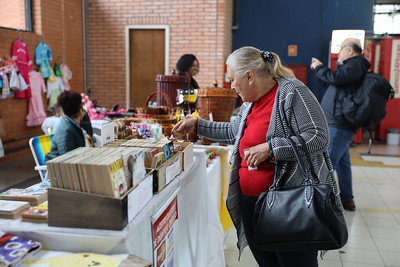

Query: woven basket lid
left=156, top=74, right=190, bottom=83
left=197, top=87, right=237, bottom=98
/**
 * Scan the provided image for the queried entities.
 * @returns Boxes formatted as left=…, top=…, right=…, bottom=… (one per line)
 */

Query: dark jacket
left=45, top=113, right=93, bottom=161
left=315, top=55, right=370, bottom=131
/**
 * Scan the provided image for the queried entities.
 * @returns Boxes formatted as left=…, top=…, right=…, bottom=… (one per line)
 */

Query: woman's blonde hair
left=226, top=46, right=295, bottom=79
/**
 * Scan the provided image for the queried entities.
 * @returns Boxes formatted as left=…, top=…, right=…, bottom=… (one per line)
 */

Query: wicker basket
left=136, top=91, right=174, bottom=117
left=156, top=74, right=191, bottom=106
left=134, top=91, right=176, bottom=136
left=196, top=87, right=237, bottom=122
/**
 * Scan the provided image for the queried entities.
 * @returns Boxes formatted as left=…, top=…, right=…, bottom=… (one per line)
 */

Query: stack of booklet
left=46, top=146, right=147, bottom=197
left=0, top=200, right=30, bottom=219
left=116, top=138, right=175, bottom=169
left=21, top=201, right=48, bottom=223
left=0, top=183, right=48, bottom=205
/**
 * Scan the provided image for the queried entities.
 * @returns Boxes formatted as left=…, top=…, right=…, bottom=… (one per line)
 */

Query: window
left=0, top=0, right=32, bottom=31
left=374, top=4, right=400, bottom=34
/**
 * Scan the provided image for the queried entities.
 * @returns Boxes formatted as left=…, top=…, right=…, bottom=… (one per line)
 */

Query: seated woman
left=45, top=90, right=93, bottom=161
left=176, top=54, right=200, bottom=89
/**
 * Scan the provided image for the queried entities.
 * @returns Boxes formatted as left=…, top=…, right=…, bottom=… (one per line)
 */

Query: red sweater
left=238, top=84, right=277, bottom=196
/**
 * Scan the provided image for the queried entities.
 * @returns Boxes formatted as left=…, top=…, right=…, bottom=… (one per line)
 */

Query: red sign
left=288, top=45, right=298, bottom=56
left=152, top=196, right=178, bottom=249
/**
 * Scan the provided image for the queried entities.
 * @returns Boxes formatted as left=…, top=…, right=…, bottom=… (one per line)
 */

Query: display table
left=194, top=148, right=225, bottom=266
left=0, top=151, right=225, bottom=267
left=194, top=144, right=234, bottom=231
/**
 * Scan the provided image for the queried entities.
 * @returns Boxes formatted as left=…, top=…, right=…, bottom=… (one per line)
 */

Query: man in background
left=310, top=38, right=370, bottom=211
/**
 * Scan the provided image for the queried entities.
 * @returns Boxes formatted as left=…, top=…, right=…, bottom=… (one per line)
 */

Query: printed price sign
left=152, top=192, right=178, bottom=267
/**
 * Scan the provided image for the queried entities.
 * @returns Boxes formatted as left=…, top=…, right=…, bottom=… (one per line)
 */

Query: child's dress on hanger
left=11, top=39, right=33, bottom=99
left=26, top=70, right=47, bottom=127
left=47, top=76, right=64, bottom=107
left=60, top=63, right=72, bottom=91
left=35, top=41, right=53, bottom=79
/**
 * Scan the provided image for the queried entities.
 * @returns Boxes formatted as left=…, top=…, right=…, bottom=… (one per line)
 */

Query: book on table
left=21, top=201, right=48, bottom=223
left=0, top=183, right=48, bottom=205
left=0, top=200, right=30, bottom=219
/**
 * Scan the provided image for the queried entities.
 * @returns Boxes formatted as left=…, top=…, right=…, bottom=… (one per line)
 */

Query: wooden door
left=129, top=29, right=165, bottom=108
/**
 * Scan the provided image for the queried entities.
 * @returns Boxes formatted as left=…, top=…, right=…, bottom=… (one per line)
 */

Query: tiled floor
left=224, top=143, right=400, bottom=267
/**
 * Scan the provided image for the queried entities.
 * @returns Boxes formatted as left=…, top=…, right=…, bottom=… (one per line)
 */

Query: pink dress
left=60, top=63, right=72, bottom=91
left=26, top=71, right=47, bottom=127
left=11, top=39, right=33, bottom=99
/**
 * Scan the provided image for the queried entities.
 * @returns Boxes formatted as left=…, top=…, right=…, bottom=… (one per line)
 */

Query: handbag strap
left=296, top=135, right=320, bottom=182
left=280, top=100, right=320, bottom=185
left=287, top=137, right=318, bottom=184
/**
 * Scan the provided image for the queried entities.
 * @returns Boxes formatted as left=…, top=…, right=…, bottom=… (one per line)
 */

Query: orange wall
left=86, top=0, right=233, bottom=109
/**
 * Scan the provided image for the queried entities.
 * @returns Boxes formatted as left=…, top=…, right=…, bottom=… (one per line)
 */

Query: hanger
left=40, top=34, right=45, bottom=43
left=17, top=30, right=22, bottom=41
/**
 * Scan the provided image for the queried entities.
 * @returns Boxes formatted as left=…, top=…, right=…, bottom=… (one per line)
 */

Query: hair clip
left=260, top=50, right=273, bottom=63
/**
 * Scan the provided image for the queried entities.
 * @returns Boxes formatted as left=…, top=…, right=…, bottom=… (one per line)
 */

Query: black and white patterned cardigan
left=197, top=77, right=341, bottom=257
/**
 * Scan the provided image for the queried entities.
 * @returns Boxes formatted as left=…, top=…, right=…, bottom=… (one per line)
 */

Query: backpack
left=342, top=72, right=394, bottom=153
left=342, top=72, right=394, bottom=131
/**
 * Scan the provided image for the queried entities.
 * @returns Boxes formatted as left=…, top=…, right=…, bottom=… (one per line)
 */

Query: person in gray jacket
left=45, top=90, right=93, bottom=161
left=173, top=46, right=340, bottom=266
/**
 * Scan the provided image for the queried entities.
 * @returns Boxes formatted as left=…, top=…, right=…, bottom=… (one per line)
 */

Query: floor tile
left=374, top=238, right=400, bottom=252
left=362, top=214, right=400, bottom=229
left=339, top=248, right=384, bottom=265
left=344, top=235, right=377, bottom=250
left=322, top=250, right=342, bottom=261
left=224, top=228, right=238, bottom=251
left=342, top=262, right=385, bottom=267
left=380, top=251, right=400, bottom=267
left=344, top=211, right=367, bottom=227
left=368, top=226, right=400, bottom=240
left=319, top=259, right=342, bottom=267
left=361, top=155, right=400, bottom=166
left=224, top=247, right=257, bottom=267
left=345, top=224, right=372, bottom=238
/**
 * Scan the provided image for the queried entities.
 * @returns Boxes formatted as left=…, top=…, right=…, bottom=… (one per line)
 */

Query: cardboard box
left=151, top=151, right=182, bottom=193
left=174, top=142, right=193, bottom=171
left=91, top=120, right=115, bottom=147
left=48, top=171, right=154, bottom=230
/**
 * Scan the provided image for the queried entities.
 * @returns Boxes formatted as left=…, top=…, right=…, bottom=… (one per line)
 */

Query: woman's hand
left=172, top=118, right=197, bottom=138
left=244, top=142, right=271, bottom=167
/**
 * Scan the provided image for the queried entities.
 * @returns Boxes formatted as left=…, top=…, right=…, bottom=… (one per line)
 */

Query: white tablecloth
left=0, top=151, right=225, bottom=267
left=204, top=155, right=225, bottom=266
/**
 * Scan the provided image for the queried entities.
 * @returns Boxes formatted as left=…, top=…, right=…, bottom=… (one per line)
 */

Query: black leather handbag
left=253, top=131, right=348, bottom=252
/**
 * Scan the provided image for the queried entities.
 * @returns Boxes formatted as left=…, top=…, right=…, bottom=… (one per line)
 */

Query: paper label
left=165, top=156, right=181, bottom=184
left=127, top=173, right=153, bottom=222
